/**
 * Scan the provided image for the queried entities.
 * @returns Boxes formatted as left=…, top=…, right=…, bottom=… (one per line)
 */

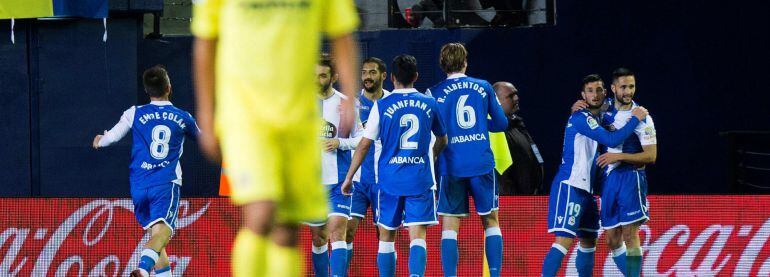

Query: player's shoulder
left=569, top=111, right=599, bottom=129
left=464, top=76, right=492, bottom=86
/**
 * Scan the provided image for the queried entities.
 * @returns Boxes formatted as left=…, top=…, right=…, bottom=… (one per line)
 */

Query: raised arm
left=93, top=107, right=134, bottom=149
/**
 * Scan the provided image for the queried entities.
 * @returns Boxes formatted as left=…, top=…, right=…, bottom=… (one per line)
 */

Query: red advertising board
left=1, top=196, right=769, bottom=276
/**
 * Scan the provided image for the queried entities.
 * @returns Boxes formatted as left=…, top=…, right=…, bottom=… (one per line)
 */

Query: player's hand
left=632, top=106, right=649, bottom=121
left=198, top=130, right=221, bottom=163
left=92, top=133, right=104, bottom=149
left=597, top=153, right=621, bottom=168
left=341, top=178, right=353, bottom=196
left=571, top=100, right=589, bottom=113
left=322, top=139, right=340, bottom=152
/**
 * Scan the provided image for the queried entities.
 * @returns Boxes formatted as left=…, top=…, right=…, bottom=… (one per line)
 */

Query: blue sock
left=484, top=227, right=503, bottom=277
left=330, top=241, right=349, bottom=277
left=155, top=265, right=172, bottom=277
left=377, top=241, right=396, bottom=277
left=409, top=239, right=427, bottom=277
left=576, top=246, right=596, bottom=277
left=611, top=243, right=627, bottom=276
left=541, top=243, right=567, bottom=277
left=138, top=248, right=159, bottom=273
left=311, top=244, right=329, bottom=277
left=346, top=243, right=354, bottom=270
left=441, top=230, right=458, bottom=277
left=627, top=247, right=643, bottom=277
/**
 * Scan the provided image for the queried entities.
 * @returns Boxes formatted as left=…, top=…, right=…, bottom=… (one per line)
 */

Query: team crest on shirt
left=320, top=121, right=337, bottom=138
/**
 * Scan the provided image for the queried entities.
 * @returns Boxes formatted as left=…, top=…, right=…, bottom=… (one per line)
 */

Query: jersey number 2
left=399, top=114, right=419, bottom=149
left=150, top=125, right=171, bottom=159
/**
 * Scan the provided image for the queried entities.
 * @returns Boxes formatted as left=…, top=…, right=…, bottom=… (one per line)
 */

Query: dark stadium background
left=1, top=0, right=768, bottom=198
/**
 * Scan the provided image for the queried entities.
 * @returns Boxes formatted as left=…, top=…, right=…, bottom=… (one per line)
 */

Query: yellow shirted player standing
left=191, top=0, right=360, bottom=276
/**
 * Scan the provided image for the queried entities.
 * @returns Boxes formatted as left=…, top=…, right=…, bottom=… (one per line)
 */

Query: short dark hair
left=363, top=57, right=386, bottom=73
left=392, top=54, right=418, bottom=85
left=582, top=74, right=603, bottom=90
left=319, top=53, right=336, bottom=75
left=439, top=43, right=467, bottom=73
left=143, top=65, right=170, bottom=98
left=612, top=67, right=634, bottom=82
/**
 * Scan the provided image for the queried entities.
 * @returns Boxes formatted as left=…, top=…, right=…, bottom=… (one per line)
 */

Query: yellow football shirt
left=192, top=0, right=359, bottom=127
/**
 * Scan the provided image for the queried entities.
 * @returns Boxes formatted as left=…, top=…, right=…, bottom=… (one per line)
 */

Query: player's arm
left=192, top=38, right=218, bottom=161
left=94, top=107, right=134, bottom=149
left=431, top=100, right=449, bottom=158
left=486, top=83, right=509, bottom=132
left=330, top=34, right=360, bottom=137
left=574, top=107, right=648, bottom=147
left=324, top=100, right=363, bottom=151
left=341, top=101, right=380, bottom=195
left=598, top=144, right=657, bottom=168
left=324, top=0, right=360, bottom=136
left=341, top=138, right=372, bottom=195
left=191, top=0, right=220, bottom=162
left=598, top=117, right=657, bottom=167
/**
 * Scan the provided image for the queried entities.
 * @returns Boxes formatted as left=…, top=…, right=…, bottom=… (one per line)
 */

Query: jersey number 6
left=456, top=94, right=476, bottom=129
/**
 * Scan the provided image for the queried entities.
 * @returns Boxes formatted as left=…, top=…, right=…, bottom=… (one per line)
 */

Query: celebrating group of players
left=306, top=42, right=657, bottom=277
left=92, top=45, right=657, bottom=277
left=91, top=0, right=657, bottom=274
left=309, top=43, right=507, bottom=277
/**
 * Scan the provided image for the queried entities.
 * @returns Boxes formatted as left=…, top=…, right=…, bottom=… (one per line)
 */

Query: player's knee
left=578, top=238, right=597, bottom=248
left=441, top=216, right=461, bottom=231
left=242, top=202, right=276, bottom=236
left=554, top=236, right=574, bottom=248
left=378, top=229, right=396, bottom=242
left=345, top=221, right=358, bottom=242
left=273, top=224, right=299, bottom=247
left=481, top=213, right=499, bottom=228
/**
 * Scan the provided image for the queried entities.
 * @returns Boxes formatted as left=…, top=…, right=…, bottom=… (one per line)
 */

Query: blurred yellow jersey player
left=191, top=0, right=359, bottom=276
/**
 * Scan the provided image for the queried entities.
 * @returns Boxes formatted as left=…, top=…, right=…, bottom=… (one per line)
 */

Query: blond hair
left=439, top=43, right=467, bottom=73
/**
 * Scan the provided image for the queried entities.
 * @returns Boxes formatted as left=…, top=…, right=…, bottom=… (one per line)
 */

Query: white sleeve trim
left=363, top=102, right=380, bottom=140
left=98, top=106, right=134, bottom=147
left=636, top=114, right=657, bottom=146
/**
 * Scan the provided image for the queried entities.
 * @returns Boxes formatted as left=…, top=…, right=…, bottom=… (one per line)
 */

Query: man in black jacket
left=493, top=81, right=544, bottom=195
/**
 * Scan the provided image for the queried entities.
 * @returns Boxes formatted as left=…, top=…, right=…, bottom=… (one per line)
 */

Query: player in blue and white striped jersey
left=93, top=65, right=198, bottom=277
left=344, top=57, right=390, bottom=271
left=541, top=74, right=648, bottom=277
left=306, top=56, right=361, bottom=277
left=341, top=55, right=448, bottom=277
left=595, top=68, right=658, bottom=277
left=427, top=43, right=508, bottom=277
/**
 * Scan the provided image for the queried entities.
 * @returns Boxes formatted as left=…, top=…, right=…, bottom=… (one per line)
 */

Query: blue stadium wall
left=1, top=1, right=768, bottom=197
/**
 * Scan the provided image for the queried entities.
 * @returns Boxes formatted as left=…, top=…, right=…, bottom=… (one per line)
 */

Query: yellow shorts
left=218, top=115, right=327, bottom=224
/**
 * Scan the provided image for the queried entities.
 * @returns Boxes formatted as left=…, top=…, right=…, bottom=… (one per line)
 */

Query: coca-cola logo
left=559, top=220, right=770, bottom=276
left=0, top=199, right=210, bottom=276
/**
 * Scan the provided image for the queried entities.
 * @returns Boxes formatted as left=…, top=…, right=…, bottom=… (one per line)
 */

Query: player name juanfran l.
left=138, top=111, right=187, bottom=128
left=383, top=99, right=431, bottom=119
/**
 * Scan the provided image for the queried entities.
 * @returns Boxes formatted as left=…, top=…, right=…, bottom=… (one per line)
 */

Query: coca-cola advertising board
left=1, top=196, right=769, bottom=276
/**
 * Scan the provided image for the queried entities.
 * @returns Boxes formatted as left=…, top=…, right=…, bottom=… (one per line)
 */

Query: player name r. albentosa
left=138, top=111, right=187, bottom=128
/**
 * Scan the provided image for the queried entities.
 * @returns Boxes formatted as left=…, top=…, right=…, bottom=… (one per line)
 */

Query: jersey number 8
left=150, top=125, right=171, bottom=159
